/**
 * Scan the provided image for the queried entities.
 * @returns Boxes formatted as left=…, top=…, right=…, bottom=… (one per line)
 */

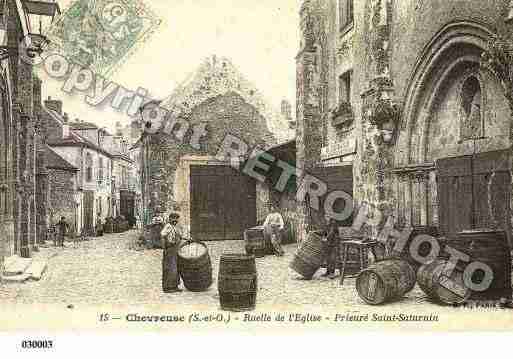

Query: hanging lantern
left=19, top=1, right=60, bottom=60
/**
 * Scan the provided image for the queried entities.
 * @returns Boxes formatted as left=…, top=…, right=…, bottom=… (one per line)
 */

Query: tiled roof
left=44, top=107, right=115, bottom=158
left=45, top=145, right=79, bottom=172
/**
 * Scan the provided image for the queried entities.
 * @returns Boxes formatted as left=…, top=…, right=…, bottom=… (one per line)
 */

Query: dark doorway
left=83, top=191, right=95, bottom=235
left=120, top=190, right=136, bottom=226
left=308, top=165, right=354, bottom=230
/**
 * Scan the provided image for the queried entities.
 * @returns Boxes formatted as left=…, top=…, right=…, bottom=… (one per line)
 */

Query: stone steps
left=2, top=255, right=48, bottom=282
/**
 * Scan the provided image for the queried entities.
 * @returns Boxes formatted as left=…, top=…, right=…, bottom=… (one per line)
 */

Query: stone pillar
left=295, top=2, right=323, bottom=243
left=356, top=0, right=401, bottom=238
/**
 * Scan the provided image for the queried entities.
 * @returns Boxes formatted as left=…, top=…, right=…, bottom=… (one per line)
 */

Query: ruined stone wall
left=145, top=92, right=275, bottom=218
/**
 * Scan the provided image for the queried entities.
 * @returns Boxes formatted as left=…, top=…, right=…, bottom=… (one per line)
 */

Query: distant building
left=43, top=98, right=114, bottom=235
left=45, top=145, right=80, bottom=232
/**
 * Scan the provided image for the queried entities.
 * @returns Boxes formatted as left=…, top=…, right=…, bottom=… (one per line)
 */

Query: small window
left=339, top=71, right=352, bottom=104
left=460, top=76, right=483, bottom=141
left=339, top=0, right=354, bottom=32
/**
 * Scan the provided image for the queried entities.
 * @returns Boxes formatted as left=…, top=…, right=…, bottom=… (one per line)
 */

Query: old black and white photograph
left=1, top=2, right=513, bottom=352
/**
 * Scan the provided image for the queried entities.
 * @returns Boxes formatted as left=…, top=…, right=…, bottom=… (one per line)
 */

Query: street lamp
left=0, top=1, right=61, bottom=61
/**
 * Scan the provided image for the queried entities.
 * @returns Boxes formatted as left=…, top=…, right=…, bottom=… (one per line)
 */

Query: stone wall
left=295, top=0, right=513, bottom=240
left=48, top=169, right=77, bottom=232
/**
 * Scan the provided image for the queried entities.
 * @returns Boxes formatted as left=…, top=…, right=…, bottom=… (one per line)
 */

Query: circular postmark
left=100, top=2, right=130, bottom=31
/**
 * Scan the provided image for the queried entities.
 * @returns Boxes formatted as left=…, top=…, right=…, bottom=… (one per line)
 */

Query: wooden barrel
left=178, top=241, right=213, bottom=292
left=244, top=226, right=266, bottom=258
left=439, top=229, right=511, bottom=301
left=218, top=254, right=258, bottom=312
left=417, top=259, right=471, bottom=305
left=289, top=231, right=326, bottom=279
left=356, top=259, right=416, bottom=305
left=390, top=226, right=440, bottom=272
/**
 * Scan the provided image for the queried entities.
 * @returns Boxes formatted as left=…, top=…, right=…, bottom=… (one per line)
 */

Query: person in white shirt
left=263, top=204, right=285, bottom=256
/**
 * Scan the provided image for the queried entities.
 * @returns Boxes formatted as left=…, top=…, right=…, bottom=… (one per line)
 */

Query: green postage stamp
left=45, top=0, right=161, bottom=76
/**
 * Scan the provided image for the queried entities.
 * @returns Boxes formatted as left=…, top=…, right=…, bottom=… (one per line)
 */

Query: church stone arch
left=396, top=20, right=498, bottom=166
left=391, top=21, right=513, bottom=229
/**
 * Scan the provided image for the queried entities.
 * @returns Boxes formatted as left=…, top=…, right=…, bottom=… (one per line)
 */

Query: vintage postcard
left=2, top=0, right=513, bottom=345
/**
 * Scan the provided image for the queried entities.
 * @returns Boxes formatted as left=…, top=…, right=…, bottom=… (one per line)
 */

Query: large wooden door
left=436, top=156, right=473, bottom=235
left=436, top=150, right=511, bottom=243
left=191, top=165, right=256, bottom=241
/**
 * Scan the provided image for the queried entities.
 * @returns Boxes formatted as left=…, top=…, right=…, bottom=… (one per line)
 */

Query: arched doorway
left=394, top=21, right=512, bottom=239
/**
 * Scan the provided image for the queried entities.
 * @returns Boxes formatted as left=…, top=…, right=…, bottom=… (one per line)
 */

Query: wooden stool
left=339, top=240, right=380, bottom=286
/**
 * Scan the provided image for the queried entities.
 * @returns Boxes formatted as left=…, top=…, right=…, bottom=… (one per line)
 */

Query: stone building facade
left=1, top=1, right=60, bottom=263
left=43, top=99, right=115, bottom=235
left=45, top=145, right=79, bottom=231
left=296, top=0, right=513, bottom=243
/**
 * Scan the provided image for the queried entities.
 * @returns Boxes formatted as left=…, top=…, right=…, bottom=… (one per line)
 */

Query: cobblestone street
left=0, top=231, right=441, bottom=310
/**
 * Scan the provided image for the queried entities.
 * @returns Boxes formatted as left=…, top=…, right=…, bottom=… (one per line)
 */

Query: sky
left=37, top=0, right=301, bottom=133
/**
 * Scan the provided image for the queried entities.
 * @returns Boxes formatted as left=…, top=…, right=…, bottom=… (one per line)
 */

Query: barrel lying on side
left=244, top=226, right=266, bottom=258
left=289, top=231, right=326, bottom=279
left=356, top=259, right=416, bottom=305
left=417, top=259, right=471, bottom=305
left=390, top=226, right=440, bottom=272
left=218, top=254, right=258, bottom=312
left=178, top=241, right=213, bottom=292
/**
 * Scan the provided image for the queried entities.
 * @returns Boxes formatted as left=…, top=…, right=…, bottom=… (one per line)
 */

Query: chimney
left=62, top=113, right=69, bottom=123
left=45, top=96, right=63, bottom=115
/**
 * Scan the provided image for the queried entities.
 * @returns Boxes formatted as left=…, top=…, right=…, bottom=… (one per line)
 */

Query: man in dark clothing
left=321, top=217, right=339, bottom=279
left=160, top=212, right=183, bottom=293
left=57, top=217, right=69, bottom=247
